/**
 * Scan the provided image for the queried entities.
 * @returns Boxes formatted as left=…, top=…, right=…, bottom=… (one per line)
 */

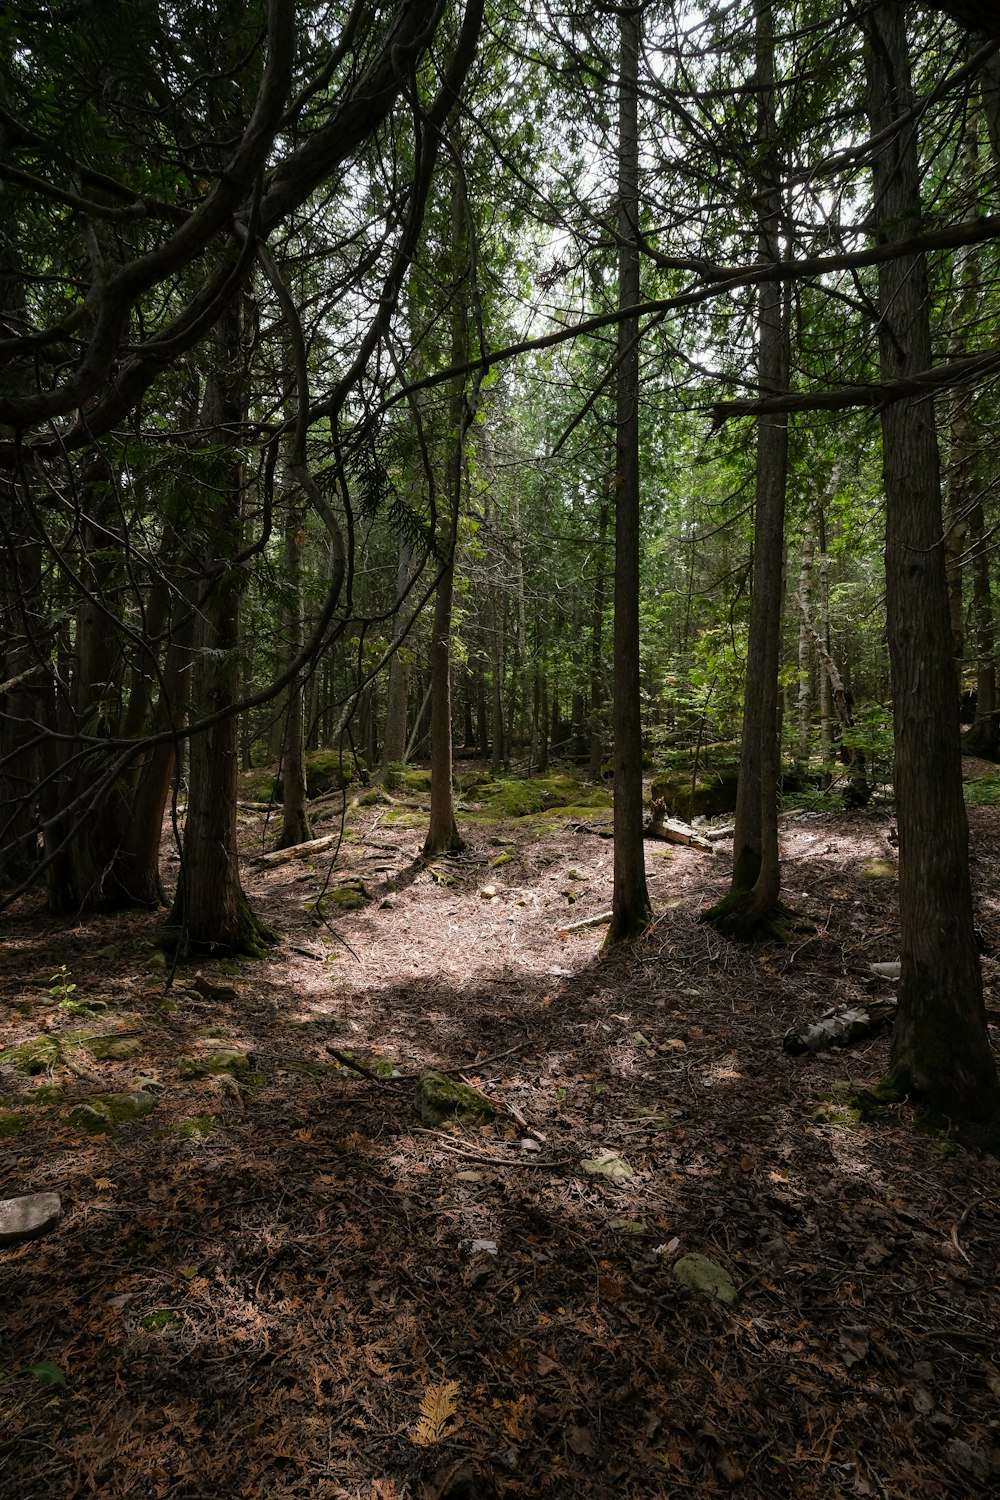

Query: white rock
left=0, top=1192, right=62, bottom=1245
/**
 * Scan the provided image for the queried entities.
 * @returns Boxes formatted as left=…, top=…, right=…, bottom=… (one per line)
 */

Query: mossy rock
left=673, top=1253, right=738, bottom=1307
left=82, top=1036, right=144, bottom=1063
left=381, top=810, right=427, bottom=830
left=238, top=767, right=279, bottom=803
left=178, top=1045, right=252, bottom=1080
left=20, top=1083, right=66, bottom=1106
left=650, top=769, right=739, bottom=820
left=68, top=1092, right=157, bottom=1135
left=471, top=775, right=611, bottom=821
left=862, top=859, right=896, bottom=880
left=414, top=1069, right=495, bottom=1126
left=2, top=1035, right=63, bottom=1074
left=0, top=1109, right=29, bottom=1138
left=306, top=749, right=363, bottom=797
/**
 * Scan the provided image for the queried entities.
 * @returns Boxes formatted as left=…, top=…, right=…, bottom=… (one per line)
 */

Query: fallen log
left=253, top=833, right=340, bottom=866
left=783, top=1001, right=896, bottom=1055
left=644, top=801, right=714, bottom=852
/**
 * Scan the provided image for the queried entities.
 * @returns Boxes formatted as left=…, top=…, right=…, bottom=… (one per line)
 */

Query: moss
left=82, top=1036, right=143, bottom=1062
left=2, top=1035, right=63, bottom=1074
left=178, top=1046, right=252, bottom=1080
left=381, top=810, right=427, bottom=830
left=414, top=1069, right=495, bottom=1126
left=238, top=767, right=278, bottom=803
left=650, top=769, right=739, bottom=820
left=23, top=1083, right=66, bottom=1106
left=173, top=1115, right=215, bottom=1140
left=862, top=859, right=896, bottom=880
left=140, top=1309, right=180, bottom=1332
left=68, top=1092, right=157, bottom=1134
left=490, top=852, right=514, bottom=868
left=468, top=776, right=612, bottom=821
left=0, top=1109, right=29, bottom=1138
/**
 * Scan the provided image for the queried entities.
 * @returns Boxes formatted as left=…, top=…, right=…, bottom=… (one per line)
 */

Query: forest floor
left=2, top=767, right=1000, bottom=1500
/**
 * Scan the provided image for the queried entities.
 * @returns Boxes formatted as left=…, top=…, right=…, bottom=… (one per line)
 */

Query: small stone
left=580, top=1152, right=634, bottom=1181
left=673, top=1252, right=738, bottom=1306
left=0, top=1191, right=61, bottom=1245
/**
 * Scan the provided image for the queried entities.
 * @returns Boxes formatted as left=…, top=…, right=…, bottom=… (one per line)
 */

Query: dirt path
left=2, top=791, right=999, bottom=1498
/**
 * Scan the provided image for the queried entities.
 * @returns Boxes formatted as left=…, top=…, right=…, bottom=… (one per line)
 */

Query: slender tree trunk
left=424, top=163, right=470, bottom=859
left=864, top=2, right=998, bottom=1122
left=607, top=1, right=652, bottom=945
left=794, top=533, right=815, bottom=777
left=278, top=476, right=313, bottom=849
left=588, top=493, right=610, bottom=781
left=704, top=0, right=789, bottom=939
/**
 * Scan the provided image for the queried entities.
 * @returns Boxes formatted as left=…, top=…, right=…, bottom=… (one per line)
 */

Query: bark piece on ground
left=783, top=1002, right=896, bottom=1055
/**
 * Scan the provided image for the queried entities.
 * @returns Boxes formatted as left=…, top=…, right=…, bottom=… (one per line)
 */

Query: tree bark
left=864, top=1, right=999, bottom=1121
left=169, top=307, right=275, bottom=956
left=704, top=0, right=789, bottom=940
left=606, top=1, right=652, bottom=946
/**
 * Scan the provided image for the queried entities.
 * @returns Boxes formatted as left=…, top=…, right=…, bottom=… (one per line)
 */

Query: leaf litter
left=0, top=792, right=998, bottom=1497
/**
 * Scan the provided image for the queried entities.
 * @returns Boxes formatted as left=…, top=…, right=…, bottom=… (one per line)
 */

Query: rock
left=0, top=1192, right=62, bottom=1245
left=673, top=1252, right=738, bottom=1306
left=67, top=1092, right=156, bottom=1135
left=580, top=1152, right=635, bottom=1181
left=83, top=1035, right=143, bottom=1062
left=414, top=1069, right=495, bottom=1126
left=178, top=1045, right=252, bottom=1080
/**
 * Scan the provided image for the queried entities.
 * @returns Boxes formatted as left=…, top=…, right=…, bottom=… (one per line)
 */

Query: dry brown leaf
left=412, top=1380, right=461, bottom=1446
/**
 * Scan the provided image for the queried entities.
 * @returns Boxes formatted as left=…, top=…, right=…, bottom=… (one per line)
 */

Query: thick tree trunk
left=169, top=312, right=274, bottom=956
left=607, top=2, right=652, bottom=946
left=865, top=2, right=998, bottom=1122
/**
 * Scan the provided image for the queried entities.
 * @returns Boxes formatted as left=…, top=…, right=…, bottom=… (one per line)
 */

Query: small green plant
left=27, top=1358, right=67, bottom=1387
left=48, top=965, right=76, bottom=1005
left=964, top=776, right=1000, bottom=807
left=140, top=1309, right=180, bottom=1332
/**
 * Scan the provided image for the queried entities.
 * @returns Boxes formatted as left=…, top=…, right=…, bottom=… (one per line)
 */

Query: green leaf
left=28, top=1359, right=67, bottom=1387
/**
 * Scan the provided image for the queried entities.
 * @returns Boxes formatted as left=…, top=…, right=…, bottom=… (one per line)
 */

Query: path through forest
left=2, top=783, right=1000, bottom=1498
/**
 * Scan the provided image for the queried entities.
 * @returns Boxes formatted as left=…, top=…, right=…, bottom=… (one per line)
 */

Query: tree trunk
left=423, top=162, right=470, bottom=859
left=588, top=493, right=610, bottom=781
left=170, top=309, right=275, bottom=957
left=381, top=535, right=414, bottom=774
left=278, top=477, right=313, bottom=850
left=864, top=1, right=998, bottom=1122
left=704, top=0, right=789, bottom=940
left=606, top=1, right=652, bottom=946
left=794, top=533, right=815, bottom=777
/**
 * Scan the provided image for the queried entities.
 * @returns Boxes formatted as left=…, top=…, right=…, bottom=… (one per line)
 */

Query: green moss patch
left=140, top=1309, right=180, bottom=1332
left=1, top=1035, right=63, bottom=1074
left=68, top=1092, right=157, bottom=1135
left=82, top=1035, right=144, bottom=1063
left=467, top=775, right=612, bottom=821
left=172, top=1115, right=216, bottom=1140
left=0, top=1109, right=29, bottom=1138
left=414, top=1069, right=495, bottom=1126
left=178, top=1045, right=252, bottom=1080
